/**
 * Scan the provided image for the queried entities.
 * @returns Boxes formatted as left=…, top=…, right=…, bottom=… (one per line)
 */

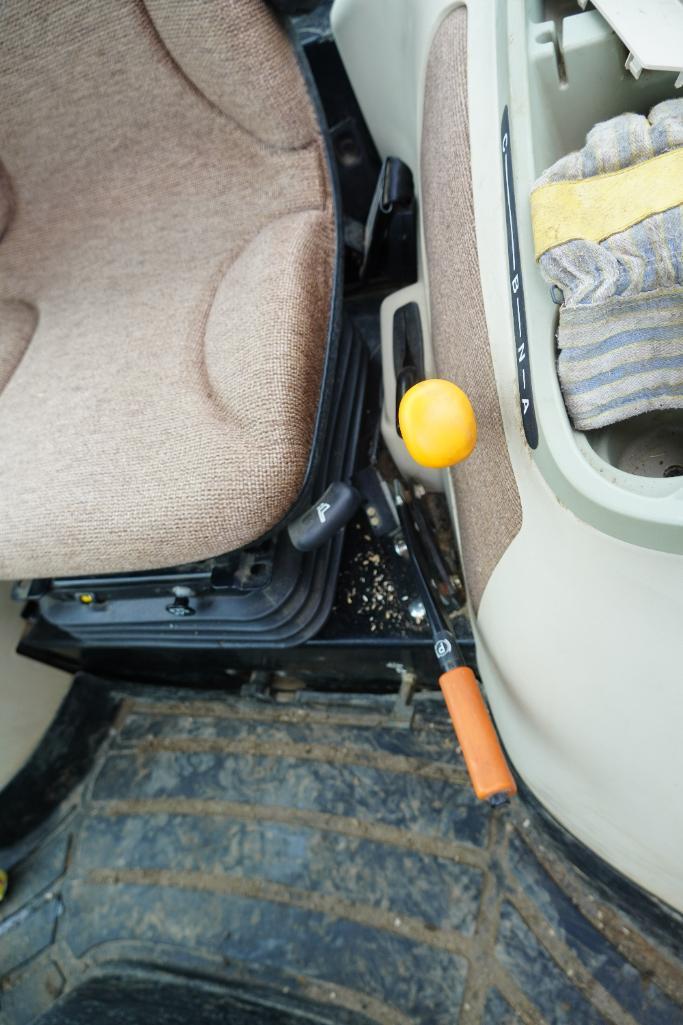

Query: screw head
left=408, top=599, right=426, bottom=624
left=394, top=539, right=408, bottom=558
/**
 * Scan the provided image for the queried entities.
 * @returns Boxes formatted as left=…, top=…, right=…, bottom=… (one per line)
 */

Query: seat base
left=15, top=318, right=365, bottom=662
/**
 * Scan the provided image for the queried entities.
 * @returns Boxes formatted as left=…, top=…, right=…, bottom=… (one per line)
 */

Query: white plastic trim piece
left=379, top=284, right=443, bottom=492
left=578, top=0, right=683, bottom=83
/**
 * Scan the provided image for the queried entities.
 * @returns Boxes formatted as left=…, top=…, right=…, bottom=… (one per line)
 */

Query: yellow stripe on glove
left=531, top=147, right=683, bottom=259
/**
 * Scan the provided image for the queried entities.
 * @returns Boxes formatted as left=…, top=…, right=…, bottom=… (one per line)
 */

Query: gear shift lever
left=398, top=378, right=477, bottom=468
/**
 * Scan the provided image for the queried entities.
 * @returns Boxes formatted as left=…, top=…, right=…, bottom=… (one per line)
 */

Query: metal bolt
left=366, top=504, right=380, bottom=528
left=166, top=585, right=196, bottom=617
left=408, top=599, right=426, bottom=624
left=394, top=539, right=408, bottom=558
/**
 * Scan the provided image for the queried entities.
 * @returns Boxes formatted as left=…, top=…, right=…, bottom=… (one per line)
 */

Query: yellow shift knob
left=398, top=379, right=477, bottom=468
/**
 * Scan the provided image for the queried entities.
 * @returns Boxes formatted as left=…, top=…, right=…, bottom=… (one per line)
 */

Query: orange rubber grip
left=439, top=666, right=517, bottom=800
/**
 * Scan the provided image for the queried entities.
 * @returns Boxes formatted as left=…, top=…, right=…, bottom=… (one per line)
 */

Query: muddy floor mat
left=1, top=676, right=682, bottom=1025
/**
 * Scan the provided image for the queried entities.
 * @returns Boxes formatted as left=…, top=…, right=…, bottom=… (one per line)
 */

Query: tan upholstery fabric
left=0, top=301, right=37, bottom=395
left=421, top=6, right=522, bottom=612
left=145, top=0, right=318, bottom=149
left=0, top=0, right=334, bottom=578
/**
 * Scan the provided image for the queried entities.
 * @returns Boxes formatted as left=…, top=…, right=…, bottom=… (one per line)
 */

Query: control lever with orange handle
left=438, top=663, right=517, bottom=802
left=395, top=379, right=516, bottom=803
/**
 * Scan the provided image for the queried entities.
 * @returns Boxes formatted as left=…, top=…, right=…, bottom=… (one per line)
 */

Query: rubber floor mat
left=1, top=677, right=682, bottom=1025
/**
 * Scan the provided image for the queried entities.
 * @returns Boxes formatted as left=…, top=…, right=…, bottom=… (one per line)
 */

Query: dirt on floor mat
left=1, top=676, right=682, bottom=1025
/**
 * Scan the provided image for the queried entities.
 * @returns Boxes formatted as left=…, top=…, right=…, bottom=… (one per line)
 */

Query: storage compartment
left=526, top=2, right=682, bottom=480
left=588, top=410, right=683, bottom=478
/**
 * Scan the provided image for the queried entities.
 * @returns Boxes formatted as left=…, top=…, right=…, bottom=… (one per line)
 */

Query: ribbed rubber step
left=1, top=678, right=683, bottom=1025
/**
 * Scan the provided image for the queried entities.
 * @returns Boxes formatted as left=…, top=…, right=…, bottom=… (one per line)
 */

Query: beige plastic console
left=380, top=284, right=443, bottom=490
left=333, top=0, right=683, bottom=913
left=577, top=0, right=683, bottom=87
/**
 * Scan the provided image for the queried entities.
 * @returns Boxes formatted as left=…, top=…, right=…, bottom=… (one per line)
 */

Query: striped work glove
left=531, top=99, right=683, bottom=431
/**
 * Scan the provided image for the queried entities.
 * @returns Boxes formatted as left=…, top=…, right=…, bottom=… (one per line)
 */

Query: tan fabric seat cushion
left=0, top=0, right=335, bottom=579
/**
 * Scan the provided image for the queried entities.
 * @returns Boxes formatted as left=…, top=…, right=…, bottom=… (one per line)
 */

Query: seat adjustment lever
left=287, top=481, right=361, bottom=552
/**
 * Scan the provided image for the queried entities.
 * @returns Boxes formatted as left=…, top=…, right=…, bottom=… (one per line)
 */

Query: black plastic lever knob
left=287, top=482, right=361, bottom=552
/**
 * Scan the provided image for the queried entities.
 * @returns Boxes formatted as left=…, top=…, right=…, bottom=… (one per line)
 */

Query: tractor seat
left=0, top=0, right=336, bottom=579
